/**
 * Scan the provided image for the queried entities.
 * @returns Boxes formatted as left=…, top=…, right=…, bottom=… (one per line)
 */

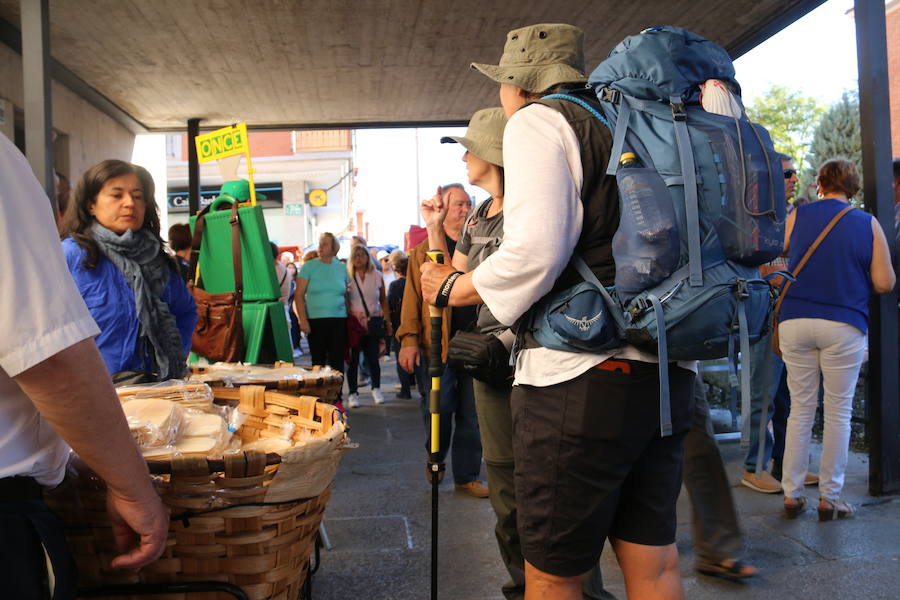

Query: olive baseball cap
left=440, top=107, right=507, bottom=167
left=471, top=23, right=587, bottom=93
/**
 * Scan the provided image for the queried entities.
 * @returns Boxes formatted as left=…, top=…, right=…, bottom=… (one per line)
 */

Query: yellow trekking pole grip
left=425, top=250, right=444, bottom=455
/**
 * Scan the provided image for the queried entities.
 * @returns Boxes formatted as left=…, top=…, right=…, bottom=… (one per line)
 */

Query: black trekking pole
left=426, top=249, right=446, bottom=600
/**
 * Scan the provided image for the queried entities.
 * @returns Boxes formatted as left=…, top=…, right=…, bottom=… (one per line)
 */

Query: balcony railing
left=293, top=130, right=352, bottom=153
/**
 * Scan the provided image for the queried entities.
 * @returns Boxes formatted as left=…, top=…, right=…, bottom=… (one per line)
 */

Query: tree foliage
left=806, top=91, right=863, bottom=206
left=745, top=85, right=827, bottom=188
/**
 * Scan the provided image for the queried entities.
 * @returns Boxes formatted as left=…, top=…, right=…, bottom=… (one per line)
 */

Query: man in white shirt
left=421, top=24, right=693, bottom=600
left=0, top=134, right=168, bottom=598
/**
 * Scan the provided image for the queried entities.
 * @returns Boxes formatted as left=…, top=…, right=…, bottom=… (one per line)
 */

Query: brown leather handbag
left=187, top=197, right=244, bottom=362
left=771, top=205, right=853, bottom=357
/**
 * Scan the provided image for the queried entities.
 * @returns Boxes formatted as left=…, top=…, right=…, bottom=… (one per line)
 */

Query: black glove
left=448, top=331, right=513, bottom=388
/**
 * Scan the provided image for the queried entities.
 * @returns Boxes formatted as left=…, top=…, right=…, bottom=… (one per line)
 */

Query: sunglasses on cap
left=783, top=169, right=797, bottom=179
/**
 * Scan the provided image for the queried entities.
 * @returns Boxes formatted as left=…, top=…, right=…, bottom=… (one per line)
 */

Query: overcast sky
left=354, top=0, right=862, bottom=246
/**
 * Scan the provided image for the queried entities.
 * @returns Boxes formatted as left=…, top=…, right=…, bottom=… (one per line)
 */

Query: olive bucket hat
left=440, top=107, right=507, bottom=167
left=471, top=23, right=587, bottom=94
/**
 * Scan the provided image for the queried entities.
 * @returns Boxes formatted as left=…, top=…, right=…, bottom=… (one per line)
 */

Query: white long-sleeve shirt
left=472, top=103, right=664, bottom=386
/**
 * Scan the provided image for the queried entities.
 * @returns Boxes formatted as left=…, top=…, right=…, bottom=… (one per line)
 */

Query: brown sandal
left=818, top=497, right=855, bottom=521
left=784, top=496, right=807, bottom=519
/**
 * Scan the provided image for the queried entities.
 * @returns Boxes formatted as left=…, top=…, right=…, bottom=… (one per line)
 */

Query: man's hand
left=106, top=488, right=169, bottom=571
left=421, top=261, right=457, bottom=306
left=299, top=318, right=311, bottom=335
left=399, top=345, right=421, bottom=374
left=420, top=186, right=448, bottom=231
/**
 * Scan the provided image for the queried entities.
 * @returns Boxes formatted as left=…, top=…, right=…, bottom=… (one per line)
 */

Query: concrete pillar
left=20, top=0, right=54, bottom=208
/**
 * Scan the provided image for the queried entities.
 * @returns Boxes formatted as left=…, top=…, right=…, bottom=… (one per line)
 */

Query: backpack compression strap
left=669, top=95, right=703, bottom=288
left=737, top=297, right=752, bottom=448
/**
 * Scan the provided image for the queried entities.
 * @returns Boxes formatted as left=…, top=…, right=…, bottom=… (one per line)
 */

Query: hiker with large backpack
left=422, top=24, right=696, bottom=599
left=421, top=23, right=793, bottom=598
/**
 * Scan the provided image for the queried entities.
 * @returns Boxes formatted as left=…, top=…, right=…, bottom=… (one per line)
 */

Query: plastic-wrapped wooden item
left=224, top=385, right=341, bottom=446
left=190, top=363, right=343, bottom=403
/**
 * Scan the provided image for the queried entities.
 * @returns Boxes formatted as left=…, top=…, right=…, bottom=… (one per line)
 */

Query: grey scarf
left=91, top=222, right=187, bottom=379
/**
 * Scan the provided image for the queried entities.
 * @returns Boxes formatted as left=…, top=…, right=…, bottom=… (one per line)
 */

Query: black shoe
left=771, top=459, right=783, bottom=481
left=396, top=391, right=412, bottom=399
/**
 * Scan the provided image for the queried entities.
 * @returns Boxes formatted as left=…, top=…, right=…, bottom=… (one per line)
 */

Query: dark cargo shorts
left=510, top=360, right=695, bottom=577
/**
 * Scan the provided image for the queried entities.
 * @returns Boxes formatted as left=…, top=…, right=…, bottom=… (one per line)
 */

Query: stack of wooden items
left=47, top=363, right=348, bottom=600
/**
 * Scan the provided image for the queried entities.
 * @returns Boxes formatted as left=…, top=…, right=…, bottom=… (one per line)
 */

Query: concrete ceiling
left=0, top=0, right=825, bottom=132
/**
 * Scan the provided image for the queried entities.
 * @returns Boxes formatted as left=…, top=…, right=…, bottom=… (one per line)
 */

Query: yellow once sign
left=195, top=123, right=249, bottom=164
left=308, top=189, right=327, bottom=207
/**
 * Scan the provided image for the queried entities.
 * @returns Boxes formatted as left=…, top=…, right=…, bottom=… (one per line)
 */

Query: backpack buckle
left=735, top=280, right=749, bottom=300
left=670, top=101, right=687, bottom=121
left=601, top=87, right=621, bottom=104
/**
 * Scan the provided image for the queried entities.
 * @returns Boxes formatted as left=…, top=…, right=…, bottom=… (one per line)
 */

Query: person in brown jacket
left=397, top=184, right=488, bottom=497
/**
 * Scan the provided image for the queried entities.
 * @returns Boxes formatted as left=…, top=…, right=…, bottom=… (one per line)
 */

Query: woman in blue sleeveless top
left=779, top=159, right=895, bottom=521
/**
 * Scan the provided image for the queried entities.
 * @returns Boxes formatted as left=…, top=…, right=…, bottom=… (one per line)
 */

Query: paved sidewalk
left=307, top=354, right=900, bottom=600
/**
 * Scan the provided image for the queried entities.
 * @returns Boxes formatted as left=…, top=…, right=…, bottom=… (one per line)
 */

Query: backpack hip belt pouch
left=527, top=255, right=623, bottom=354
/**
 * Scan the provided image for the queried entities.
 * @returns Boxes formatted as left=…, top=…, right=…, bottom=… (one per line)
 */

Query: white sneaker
left=372, top=388, right=385, bottom=405
left=348, top=393, right=360, bottom=408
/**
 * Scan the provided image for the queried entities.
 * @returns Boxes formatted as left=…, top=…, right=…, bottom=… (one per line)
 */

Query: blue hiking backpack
left=573, top=26, right=784, bottom=441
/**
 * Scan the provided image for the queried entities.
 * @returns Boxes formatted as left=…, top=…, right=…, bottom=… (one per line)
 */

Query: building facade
left=888, top=0, right=900, bottom=157
left=166, top=129, right=357, bottom=254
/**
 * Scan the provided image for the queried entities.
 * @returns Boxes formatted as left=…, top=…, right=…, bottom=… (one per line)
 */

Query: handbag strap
left=773, top=205, right=853, bottom=319
left=187, top=196, right=244, bottom=305
left=353, top=273, right=371, bottom=319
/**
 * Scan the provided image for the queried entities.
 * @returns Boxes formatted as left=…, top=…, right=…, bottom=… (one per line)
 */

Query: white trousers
left=778, top=318, right=866, bottom=500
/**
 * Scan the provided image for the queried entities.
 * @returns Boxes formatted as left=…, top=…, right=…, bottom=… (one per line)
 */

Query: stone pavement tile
left=310, top=354, right=900, bottom=599
left=754, top=499, right=900, bottom=561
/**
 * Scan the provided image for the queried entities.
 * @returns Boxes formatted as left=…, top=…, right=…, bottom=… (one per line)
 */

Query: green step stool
left=242, top=302, right=294, bottom=364
left=189, top=193, right=280, bottom=302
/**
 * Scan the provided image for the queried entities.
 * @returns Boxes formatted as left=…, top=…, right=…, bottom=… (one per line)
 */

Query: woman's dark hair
left=817, top=158, right=861, bottom=199
left=168, top=223, right=192, bottom=252
left=61, top=159, right=167, bottom=270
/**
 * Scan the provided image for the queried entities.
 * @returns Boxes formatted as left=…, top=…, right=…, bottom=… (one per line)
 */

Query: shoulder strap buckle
left=670, top=101, right=687, bottom=121
left=601, top=87, right=621, bottom=104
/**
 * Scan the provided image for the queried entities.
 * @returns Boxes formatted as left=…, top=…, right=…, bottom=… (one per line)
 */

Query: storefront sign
left=195, top=123, right=249, bottom=163
left=285, top=204, right=304, bottom=216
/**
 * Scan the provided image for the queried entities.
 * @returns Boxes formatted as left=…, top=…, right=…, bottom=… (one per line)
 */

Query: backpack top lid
left=588, top=26, right=740, bottom=104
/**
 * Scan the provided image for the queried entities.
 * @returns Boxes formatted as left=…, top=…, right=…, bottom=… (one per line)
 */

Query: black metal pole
left=187, top=117, right=201, bottom=215
left=426, top=249, right=445, bottom=600
left=854, top=0, right=899, bottom=496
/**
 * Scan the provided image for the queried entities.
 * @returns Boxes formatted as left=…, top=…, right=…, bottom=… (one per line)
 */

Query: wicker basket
left=47, top=398, right=345, bottom=600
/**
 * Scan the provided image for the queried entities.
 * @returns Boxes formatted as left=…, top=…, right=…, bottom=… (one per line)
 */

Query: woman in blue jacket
left=61, top=160, right=196, bottom=381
